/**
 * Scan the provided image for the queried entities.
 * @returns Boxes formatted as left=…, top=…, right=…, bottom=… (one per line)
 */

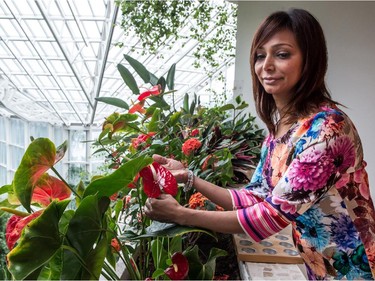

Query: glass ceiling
left=0, top=0, right=236, bottom=127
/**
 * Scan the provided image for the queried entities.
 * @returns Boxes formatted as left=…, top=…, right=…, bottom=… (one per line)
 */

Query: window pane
left=29, top=122, right=49, bottom=138
left=0, top=116, right=5, bottom=141
left=10, top=118, right=25, bottom=146
left=67, top=163, right=87, bottom=185
left=69, top=130, right=86, bottom=162
left=0, top=166, right=7, bottom=186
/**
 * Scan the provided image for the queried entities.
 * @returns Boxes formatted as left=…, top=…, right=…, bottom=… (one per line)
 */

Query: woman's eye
left=256, top=54, right=265, bottom=60
left=277, top=52, right=290, bottom=59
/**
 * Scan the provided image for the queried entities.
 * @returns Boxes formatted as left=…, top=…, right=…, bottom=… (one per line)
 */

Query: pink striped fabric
left=230, top=189, right=290, bottom=241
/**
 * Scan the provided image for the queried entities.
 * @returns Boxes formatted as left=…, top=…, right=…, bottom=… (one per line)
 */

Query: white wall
left=234, top=1, right=375, bottom=197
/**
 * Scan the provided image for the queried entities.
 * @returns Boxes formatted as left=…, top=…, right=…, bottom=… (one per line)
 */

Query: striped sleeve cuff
left=236, top=201, right=290, bottom=242
left=228, top=188, right=263, bottom=210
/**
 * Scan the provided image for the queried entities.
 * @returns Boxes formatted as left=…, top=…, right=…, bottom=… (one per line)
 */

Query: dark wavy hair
left=250, top=8, right=338, bottom=134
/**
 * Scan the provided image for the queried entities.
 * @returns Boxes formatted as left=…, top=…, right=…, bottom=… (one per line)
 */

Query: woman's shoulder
left=293, top=103, right=358, bottom=141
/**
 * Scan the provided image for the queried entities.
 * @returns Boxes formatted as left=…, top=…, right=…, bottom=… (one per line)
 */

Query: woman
left=144, top=8, right=375, bottom=280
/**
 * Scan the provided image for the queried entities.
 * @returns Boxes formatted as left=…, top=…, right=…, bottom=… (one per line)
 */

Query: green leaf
left=148, top=108, right=161, bottom=132
left=236, top=101, right=249, bottom=110
left=117, top=64, right=140, bottom=96
left=81, top=230, right=109, bottom=280
left=7, top=200, right=69, bottom=280
left=0, top=184, right=12, bottom=195
left=61, top=195, right=110, bottom=280
left=98, top=127, right=111, bottom=142
left=183, top=93, right=189, bottom=113
left=124, top=54, right=151, bottom=84
left=219, top=104, right=235, bottom=111
left=13, top=138, right=56, bottom=212
left=148, top=96, right=170, bottom=110
left=152, top=268, right=166, bottom=279
left=83, top=155, right=152, bottom=198
left=38, top=249, right=63, bottom=280
left=166, top=63, right=176, bottom=90
left=134, top=221, right=217, bottom=240
left=157, top=76, right=166, bottom=93
left=151, top=239, right=168, bottom=272
left=95, top=97, right=129, bottom=110
left=184, top=245, right=226, bottom=280
left=167, top=111, right=181, bottom=127
left=149, top=73, right=159, bottom=86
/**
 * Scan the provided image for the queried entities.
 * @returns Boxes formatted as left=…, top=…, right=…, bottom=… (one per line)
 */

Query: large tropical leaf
left=117, top=63, right=140, bottom=96
left=13, top=138, right=57, bottom=212
left=128, top=221, right=217, bottom=240
left=166, top=63, right=176, bottom=90
left=124, top=54, right=151, bottom=84
left=184, top=245, right=227, bottom=280
left=61, top=195, right=110, bottom=280
left=83, top=155, right=152, bottom=198
left=95, top=97, right=129, bottom=110
left=7, top=200, right=70, bottom=280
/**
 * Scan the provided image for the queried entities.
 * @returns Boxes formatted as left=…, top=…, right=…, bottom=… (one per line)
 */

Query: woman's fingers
left=152, top=154, right=168, bottom=164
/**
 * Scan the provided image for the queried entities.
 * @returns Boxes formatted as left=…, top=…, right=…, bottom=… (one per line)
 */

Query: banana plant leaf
left=7, top=200, right=70, bottom=280
left=83, top=155, right=152, bottom=198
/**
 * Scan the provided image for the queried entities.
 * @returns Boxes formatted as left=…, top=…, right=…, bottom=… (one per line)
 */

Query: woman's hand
left=144, top=194, right=184, bottom=223
left=152, top=154, right=188, bottom=183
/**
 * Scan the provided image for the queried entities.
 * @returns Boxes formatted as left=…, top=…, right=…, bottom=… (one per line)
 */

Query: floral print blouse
left=228, top=104, right=375, bottom=280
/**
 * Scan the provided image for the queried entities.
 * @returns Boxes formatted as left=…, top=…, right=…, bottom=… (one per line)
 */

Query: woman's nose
left=263, top=55, right=275, bottom=71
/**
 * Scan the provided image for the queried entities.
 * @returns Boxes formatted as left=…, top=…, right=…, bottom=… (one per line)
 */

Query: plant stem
left=51, top=166, right=81, bottom=199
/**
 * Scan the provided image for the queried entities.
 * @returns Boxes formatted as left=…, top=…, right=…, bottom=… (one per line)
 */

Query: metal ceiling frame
left=0, top=0, right=237, bottom=127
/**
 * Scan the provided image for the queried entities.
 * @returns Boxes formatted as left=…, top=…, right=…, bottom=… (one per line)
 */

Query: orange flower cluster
left=188, top=192, right=224, bottom=211
left=182, top=138, right=202, bottom=156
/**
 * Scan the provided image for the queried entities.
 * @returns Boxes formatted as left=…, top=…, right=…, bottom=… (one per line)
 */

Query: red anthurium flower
left=164, top=252, right=189, bottom=280
left=131, top=132, right=156, bottom=150
left=139, top=162, right=178, bottom=198
left=32, top=174, right=71, bottom=206
left=6, top=211, right=43, bottom=250
left=129, top=100, right=146, bottom=114
left=138, top=85, right=161, bottom=101
left=190, top=128, right=200, bottom=137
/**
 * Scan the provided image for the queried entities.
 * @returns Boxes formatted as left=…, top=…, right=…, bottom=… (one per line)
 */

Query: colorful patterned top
left=228, top=104, right=375, bottom=280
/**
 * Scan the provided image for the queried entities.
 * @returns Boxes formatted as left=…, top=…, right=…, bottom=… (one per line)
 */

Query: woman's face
left=254, top=29, right=303, bottom=103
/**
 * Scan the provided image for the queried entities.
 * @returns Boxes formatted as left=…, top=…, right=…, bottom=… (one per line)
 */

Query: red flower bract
left=131, top=132, right=156, bottom=150
left=6, top=211, right=43, bottom=250
left=182, top=138, right=202, bottom=156
left=164, top=252, right=189, bottom=280
left=139, top=162, right=178, bottom=198
left=138, top=85, right=161, bottom=101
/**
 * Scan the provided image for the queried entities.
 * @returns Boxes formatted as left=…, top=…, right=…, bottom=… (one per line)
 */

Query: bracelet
left=183, top=170, right=194, bottom=192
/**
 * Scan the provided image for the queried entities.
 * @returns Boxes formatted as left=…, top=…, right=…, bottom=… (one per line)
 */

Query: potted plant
left=0, top=55, right=264, bottom=280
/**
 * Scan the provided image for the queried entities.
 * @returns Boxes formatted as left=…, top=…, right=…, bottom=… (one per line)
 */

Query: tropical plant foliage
left=0, top=55, right=264, bottom=280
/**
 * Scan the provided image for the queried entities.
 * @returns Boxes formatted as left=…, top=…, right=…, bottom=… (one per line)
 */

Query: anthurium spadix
left=13, top=138, right=67, bottom=212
